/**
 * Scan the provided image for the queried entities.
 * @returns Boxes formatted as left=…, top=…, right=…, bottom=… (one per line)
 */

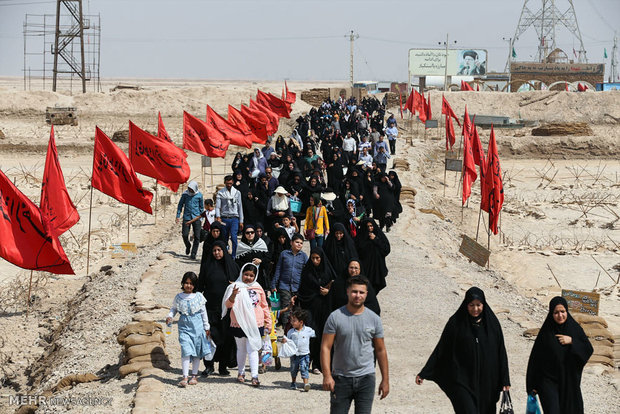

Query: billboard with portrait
left=408, top=49, right=488, bottom=77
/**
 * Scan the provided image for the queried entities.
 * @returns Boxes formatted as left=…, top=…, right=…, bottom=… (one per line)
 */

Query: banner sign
left=409, top=49, right=488, bottom=77
left=561, top=289, right=600, bottom=316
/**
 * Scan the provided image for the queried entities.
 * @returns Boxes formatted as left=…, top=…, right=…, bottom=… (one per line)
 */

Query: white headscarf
left=221, top=263, right=263, bottom=351
left=271, top=193, right=289, bottom=211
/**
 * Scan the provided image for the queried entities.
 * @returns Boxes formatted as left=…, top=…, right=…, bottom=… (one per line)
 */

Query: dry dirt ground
left=0, top=81, right=618, bottom=413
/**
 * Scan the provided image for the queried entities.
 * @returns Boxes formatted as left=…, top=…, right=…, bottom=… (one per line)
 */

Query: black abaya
left=418, top=287, right=510, bottom=414
left=355, top=218, right=390, bottom=294
left=526, top=296, right=593, bottom=414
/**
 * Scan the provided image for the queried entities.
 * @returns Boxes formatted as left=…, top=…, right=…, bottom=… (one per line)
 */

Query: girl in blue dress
left=166, top=272, right=211, bottom=387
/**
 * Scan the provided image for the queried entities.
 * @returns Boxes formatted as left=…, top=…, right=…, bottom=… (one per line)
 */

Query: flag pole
left=154, top=180, right=158, bottom=225
left=127, top=204, right=130, bottom=243
left=475, top=207, right=483, bottom=241
left=487, top=212, right=491, bottom=268
left=26, top=270, right=33, bottom=315
left=86, top=184, right=94, bottom=275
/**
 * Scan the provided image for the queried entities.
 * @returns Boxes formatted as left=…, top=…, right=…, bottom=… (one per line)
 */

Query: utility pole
left=611, top=32, right=618, bottom=83
left=503, top=37, right=513, bottom=73
left=346, top=30, right=359, bottom=86
left=438, top=34, right=456, bottom=91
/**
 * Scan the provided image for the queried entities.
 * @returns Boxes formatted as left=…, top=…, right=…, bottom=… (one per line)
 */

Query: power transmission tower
left=512, top=0, right=587, bottom=63
left=345, top=30, right=359, bottom=86
left=52, top=0, right=88, bottom=93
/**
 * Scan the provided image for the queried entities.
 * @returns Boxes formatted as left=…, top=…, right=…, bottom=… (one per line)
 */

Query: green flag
left=604, top=48, right=608, bottom=58
left=512, top=47, right=517, bottom=59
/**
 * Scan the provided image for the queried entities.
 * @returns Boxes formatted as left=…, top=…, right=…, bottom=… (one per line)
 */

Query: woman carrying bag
left=303, top=194, right=329, bottom=249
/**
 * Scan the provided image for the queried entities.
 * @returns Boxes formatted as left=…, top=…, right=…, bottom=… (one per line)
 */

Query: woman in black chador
left=197, top=240, right=239, bottom=376
left=355, top=218, right=390, bottom=294
left=416, top=287, right=510, bottom=414
left=526, top=296, right=593, bottom=414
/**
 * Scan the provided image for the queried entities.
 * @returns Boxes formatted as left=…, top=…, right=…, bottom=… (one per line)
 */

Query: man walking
left=321, top=275, right=389, bottom=413
left=175, top=181, right=204, bottom=260
left=215, top=175, right=244, bottom=258
left=271, top=233, right=307, bottom=328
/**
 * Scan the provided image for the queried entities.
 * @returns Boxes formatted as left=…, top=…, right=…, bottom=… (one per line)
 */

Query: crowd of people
left=171, top=95, right=594, bottom=414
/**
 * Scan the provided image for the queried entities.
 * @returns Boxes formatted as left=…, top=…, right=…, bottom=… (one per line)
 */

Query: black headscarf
left=330, top=258, right=381, bottom=316
left=526, top=296, right=593, bottom=413
left=355, top=218, right=390, bottom=293
left=200, top=220, right=227, bottom=263
left=388, top=170, right=403, bottom=219
left=323, top=223, right=357, bottom=277
left=418, top=287, right=510, bottom=413
left=235, top=224, right=271, bottom=290
left=198, top=240, right=239, bottom=311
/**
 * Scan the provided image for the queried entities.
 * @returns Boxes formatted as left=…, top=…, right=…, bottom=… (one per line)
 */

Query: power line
left=0, top=1, right=55, bottom=6
left=104, top=34, right=342, bottom=43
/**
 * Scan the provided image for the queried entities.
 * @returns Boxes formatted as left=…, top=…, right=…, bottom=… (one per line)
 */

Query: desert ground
left=0, top=78, right=618, bottom=413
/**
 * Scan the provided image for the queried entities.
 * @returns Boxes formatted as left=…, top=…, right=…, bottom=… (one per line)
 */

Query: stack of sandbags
left=573, top=313, right=615, bottom=368
left=531, top=122, right=593, bottom=136
left=300, top=88, right=330, bottom=107
left=117, top=321, right=170, bottom=377
left=393, top=158, right=410, bottom=171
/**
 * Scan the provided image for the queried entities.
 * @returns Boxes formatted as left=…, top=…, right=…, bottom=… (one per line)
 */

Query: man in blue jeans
left=215, top=175, right=244, bottom=258
left=175, top=181, right=204, bottom=260
left=321, top=275, right=389, bottom=413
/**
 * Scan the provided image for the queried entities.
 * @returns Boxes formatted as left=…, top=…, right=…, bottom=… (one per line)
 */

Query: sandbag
left=117, top=321, right=163, bottom=344
left=119, top=360, right=170, bottom=377
left=573, top=313, right=608, bottom=328
left=583, top=327, right=614, bottom=342
left=126, top=354, right=170, bottom=365
left=123, top=332, right=165, bottom=347
left=591, top=344, right=614, bottom=360
left=53, top=373, right=100, bottom=392
left=125, top=343, right=166, bottom=360
left=586, top=354, right=614, bottom=367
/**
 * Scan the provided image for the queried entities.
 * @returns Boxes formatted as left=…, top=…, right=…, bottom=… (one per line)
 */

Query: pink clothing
left=226, top=285, right=272, bottom=332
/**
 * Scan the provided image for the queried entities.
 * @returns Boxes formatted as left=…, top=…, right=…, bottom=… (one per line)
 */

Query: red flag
left=481, top=125, right=503, bottom=234
left=183, top=111, right=229, bottom=158
left=249, top=99, right=280, bottom=135
left=461, top=81, right=473, bottom=91
left=415, top=91, right=427, bottom=122
left=470, top=125, right=486, bottom=170
left=462, top=106, right=472, bottom=138
left=462, top=126, right=478, bottom=205
left=0, top=169, right=74, bottom=274
left=476, top=83, right=480, bottom=92
left=40, top=126, right=79, bottom=237
left=158, top=112, right=171, bottom=143
left=206, top=105, right=251, bottom=148
left=441, top=95, right=461, bottom=126
left=240, top=104, right=270, bottom=142
left=565, top=82, right=569, bottom=92
left=445, top=114, right=456, bottom=150
left=228, top=105, right=260, bottom=146
left=399, top=91, right=404, bottom=119
left=129, top=121, right=191, bottom=185
left=404, top=91, right=412, bottom=113
left=257, top=90, right=291, bottom=118
left=92, top=127, right=153, bottom=214
left=285, top=81, right=296, bottom=104
left=412, top=90, right=423, bottom=115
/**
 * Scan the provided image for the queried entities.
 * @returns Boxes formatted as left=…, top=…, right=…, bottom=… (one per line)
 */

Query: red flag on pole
left=461, top=81, right=473, bottom=91
left=462, top=126, right=478, bottom=205
left=249, top=99, right=280, bottom=135
left=129, top=121, right=191, bottom=185
left=206, top=105, right=252, bottom=148
left=0, top=169, right=74, bottom=274
left=183, top=111, right=229, bottom=158
left=228, top=105, right=261, bottom=145
left=445, top=115, right=456, bottom=150
left=40, top=126, right=79, bottom=237
left=285, top=81, right=296, bottom=104
left=462, top=106, right=472, bottom=138
left=257, top=90, right=291, bottom=118
left=416, top=91, right=427, bottom=122
left=481, top=125, right=503, bottom=234
left=425, top=93, right=432, bottom=121
left=158, top=112, right=171, bottom=143
left=441, top=95, right=461, bottom=126
left=470, top=124, right=486, bottom=170
left=404, top=91, right=414, bottom=114
left=240, top=104, right=270, bottom=142
left=156, top=113, right=184, bottom=192
left=92, top=127, right=153, bottom=214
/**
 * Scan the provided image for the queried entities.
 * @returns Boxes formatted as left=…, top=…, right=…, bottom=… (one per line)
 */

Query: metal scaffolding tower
left=512, top=0, right=587, bottom=63
left=23, top=1, right=100, bottom=93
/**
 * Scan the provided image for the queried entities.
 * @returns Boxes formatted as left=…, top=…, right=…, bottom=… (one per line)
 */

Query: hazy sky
left=0, top=0, right=617, bottom=81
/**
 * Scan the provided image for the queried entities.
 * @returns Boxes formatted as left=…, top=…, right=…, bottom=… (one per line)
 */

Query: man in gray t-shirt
left=321, top=276, right=389, bottom=413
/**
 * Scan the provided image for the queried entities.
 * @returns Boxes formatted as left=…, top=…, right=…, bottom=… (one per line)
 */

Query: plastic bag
left=499, top=390, right=514, bottom=414
left=203, top=337, right=217, bottom=361
left=261, top=337, right=273, bottom=365
left=526, top=394, right=542, bottom=414
left=278, top=340, right=298, bottom=358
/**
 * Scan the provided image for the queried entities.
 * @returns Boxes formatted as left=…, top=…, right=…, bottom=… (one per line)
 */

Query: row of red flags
left=0, top=84, right=296, bottom=275
left=441, top=97, right=504, bottom=235
left=400, top=89, right=432, bottom=123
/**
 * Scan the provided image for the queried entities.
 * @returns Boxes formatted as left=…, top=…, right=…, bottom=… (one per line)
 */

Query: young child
left=186, top=199, right=215, bottom=231
left=166, top=272, right=210, bottom=387
left=278, top=216, right=298, bottom=240
left=223, top=263, right=271, bottom=387
left=281, top=309, right=316, bottom=391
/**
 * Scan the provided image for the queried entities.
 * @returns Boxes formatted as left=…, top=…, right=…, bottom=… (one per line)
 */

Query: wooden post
left=127, top=204, right=130, bottom=243
left=487, top=215, right=491, bottom=268
left=475, top=208, right=483, bottom=241
left=86, top=185, right=94, bottom=275
left=443, top=156, right=447, bottom=197
left=26, top=270, right=33, bottom=315
left=154, top=181, right=158, bottom=225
